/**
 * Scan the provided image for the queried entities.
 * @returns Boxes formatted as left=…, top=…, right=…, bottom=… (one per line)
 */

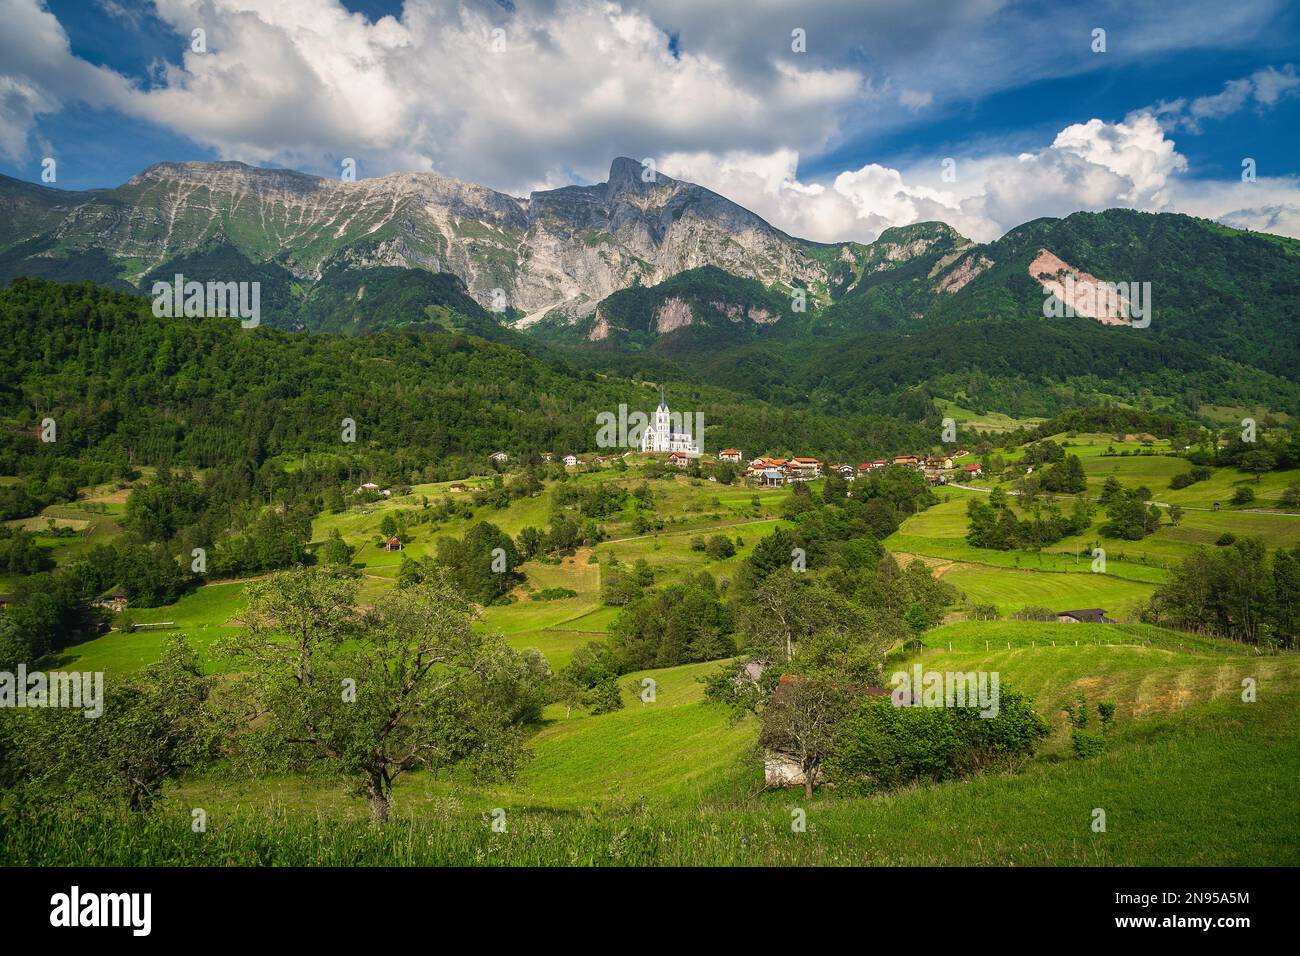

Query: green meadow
left=11, top=443, right=1298, bottom=867
left=891, top=438, right=1300, bottom=623
left=57, top=581, right=247, bottom=674
left=12, top=618, right=1297, bottom=866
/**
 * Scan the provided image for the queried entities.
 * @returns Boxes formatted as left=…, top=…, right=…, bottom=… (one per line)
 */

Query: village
left=733, top=450, right=984, bottom=487
left=469, top=447, right=986, bottom=485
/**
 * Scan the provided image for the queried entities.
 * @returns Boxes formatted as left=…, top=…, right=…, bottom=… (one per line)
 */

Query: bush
left=530, top=587, right=578, bottom=601
left=704, top=535, right=736, bottom=560
left=1282, top=483, right=1300, bottom=508
left=1215, top=532, right=1237, bottom=546
left=1071, top=731, right=1106, bottom=760
left=968, top=603, right=1001, bottom=621
left=1169, top=466, right=1212, bottom=490
left=583, top=678, right=624, bottom=715
left=1011, top=605, right=1056, bottom=621
left=1064, top=695, right=1114, bottom=759
left=1232, top=486, right=1255, bottom=506
left=826, top=688, right=1048, bottom=791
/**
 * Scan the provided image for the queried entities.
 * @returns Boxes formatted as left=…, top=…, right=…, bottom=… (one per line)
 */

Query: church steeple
left=658, top=384, right=666, bottom=410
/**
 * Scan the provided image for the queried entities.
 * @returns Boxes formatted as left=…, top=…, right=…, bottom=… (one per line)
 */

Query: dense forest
left=0, top=278, right=960, bottom=513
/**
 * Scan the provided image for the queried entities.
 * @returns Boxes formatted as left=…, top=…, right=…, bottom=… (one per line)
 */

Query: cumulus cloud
left=0, top=0, right=865, bottom=192
left=662, top=112, right=1194, bottom=243
left=2, top=0, right=1299, bottom=243
left=1156, top=64, right=1300, bottom=132
left=0, top=0, right=137, bottom=158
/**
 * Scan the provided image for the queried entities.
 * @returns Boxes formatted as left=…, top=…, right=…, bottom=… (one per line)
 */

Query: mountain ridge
left=0, top=157, right=865, bottom=320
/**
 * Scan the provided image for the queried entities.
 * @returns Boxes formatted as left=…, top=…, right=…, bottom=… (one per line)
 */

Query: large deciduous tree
left=222, top=566, right=539, bottom=823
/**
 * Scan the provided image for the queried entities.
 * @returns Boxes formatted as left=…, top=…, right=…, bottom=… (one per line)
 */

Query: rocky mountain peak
left=604, top=156, right=677, bottom=199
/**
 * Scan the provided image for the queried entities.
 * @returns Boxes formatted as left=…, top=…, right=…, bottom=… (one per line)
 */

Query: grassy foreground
left=5, top=655, right=1297, bottom=866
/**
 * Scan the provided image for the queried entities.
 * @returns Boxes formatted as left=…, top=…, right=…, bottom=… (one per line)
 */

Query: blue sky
left=3, top=0, right=1299, bottom=242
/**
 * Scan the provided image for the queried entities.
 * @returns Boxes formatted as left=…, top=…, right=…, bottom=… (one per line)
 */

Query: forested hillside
left=0, top=279, right=950, bottom=516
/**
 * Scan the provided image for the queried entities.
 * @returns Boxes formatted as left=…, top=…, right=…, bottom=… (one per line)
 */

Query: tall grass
left=5, top=690, right=1297, bottom=867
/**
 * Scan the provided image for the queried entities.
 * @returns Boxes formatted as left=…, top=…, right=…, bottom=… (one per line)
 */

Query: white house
left=718, top=448, right=743, bottom=462
left=488, top=451, right=509, bottom=464
left=563, top=454, right=579, bottom=468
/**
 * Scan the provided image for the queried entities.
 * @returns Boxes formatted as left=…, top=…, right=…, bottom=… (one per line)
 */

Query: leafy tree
left=583, top=678, right=624, bottom=715
left=1145, top=538, right=1296, bottom=647
left=608, top=579, right=734, bottom=669
left=221, top=568, right=538, bottom=823
left=515, top=526, right=544, bottom=561
left=1100, top=488, right=1157, bottom=540
left=758, top=677, right=856, bottom=798
left=16, top=637, right=221, bottom=811
left=1240, top=449, right=1276, bottom=482
left=322, top=528, right=354, bottom=566
left=434, top=521, right=521, bottom=604
left=738, top=571, right=872, bottom=663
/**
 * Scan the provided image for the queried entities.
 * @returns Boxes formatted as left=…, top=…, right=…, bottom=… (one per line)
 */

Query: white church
left=641, top=386, right=700, bottom=455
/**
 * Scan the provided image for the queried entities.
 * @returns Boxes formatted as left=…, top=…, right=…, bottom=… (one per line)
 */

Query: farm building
left=1056, top=608, right=1114, bottom=624
left=718, top=448, right=743, bottom=462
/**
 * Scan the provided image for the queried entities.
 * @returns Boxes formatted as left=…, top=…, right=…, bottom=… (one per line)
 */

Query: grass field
left=940, top=565, right=1156, bottom=618
left=56, top=582, right=247, bottom=674
left=890, top=439, right=1300, bottom=624
left=17, top=447, right=1299, bottom=868
left=10, top=621, right=1297, bottom=866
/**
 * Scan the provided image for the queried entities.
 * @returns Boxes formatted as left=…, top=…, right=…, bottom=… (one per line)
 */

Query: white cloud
left=0, top=0, right=137, bottom=159
left=0, top=0, right=866, bottom=191
left=2, top=0, right=1299, bottom=245
left=662, top=112, right=1198, bottom=243
left=1157, top=64, right=1300, bottom=132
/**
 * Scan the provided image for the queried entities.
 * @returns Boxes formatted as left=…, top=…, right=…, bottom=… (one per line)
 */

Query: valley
left=2, top=144, right=1299, bottom=877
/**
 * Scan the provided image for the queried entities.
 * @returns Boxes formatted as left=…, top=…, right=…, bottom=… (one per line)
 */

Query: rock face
left=655, top=297, right=694, bottom=334
left=935, top=252, right=993, bottom=294
left=1029, top=248, right=1132, bottom=325
left=0, top=157, right=841, bottom=319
